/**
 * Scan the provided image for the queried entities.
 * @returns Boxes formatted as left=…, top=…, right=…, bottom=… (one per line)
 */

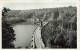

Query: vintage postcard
left=0, top=0, right=80, bottom=50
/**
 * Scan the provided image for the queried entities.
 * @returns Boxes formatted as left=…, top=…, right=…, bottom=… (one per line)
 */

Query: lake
left=13, top=25, right=37, bottom=48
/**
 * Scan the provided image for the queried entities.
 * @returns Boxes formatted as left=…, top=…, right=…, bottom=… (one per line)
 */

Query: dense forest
left=5, top=6, right=76, bottom=25
left=2, top=7, right=16, bottom=48
left=41, top=6, right=77, bottom=48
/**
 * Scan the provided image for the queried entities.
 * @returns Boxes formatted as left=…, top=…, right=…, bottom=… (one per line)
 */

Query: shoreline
left=11, top=21, right=40, bottom=26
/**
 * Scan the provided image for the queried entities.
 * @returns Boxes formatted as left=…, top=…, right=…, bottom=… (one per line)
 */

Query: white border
left=0, top=0, right=80, bottom=50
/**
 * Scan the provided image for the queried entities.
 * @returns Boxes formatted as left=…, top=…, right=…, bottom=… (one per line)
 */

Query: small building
left=35, top=18, right=40, bottom=23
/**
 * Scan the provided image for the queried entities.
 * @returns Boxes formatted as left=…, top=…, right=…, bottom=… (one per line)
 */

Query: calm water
left=13, top=25, right=37, bottom=48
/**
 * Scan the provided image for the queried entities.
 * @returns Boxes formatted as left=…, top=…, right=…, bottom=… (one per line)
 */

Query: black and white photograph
left=1, top=0, right=78, bottom=49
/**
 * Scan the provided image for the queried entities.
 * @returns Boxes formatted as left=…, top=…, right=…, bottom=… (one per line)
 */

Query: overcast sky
left=3, top=2, right=77, bottom=10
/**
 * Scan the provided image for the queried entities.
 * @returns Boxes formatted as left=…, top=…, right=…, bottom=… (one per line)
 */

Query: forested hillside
left=41, top=6, right=77, bottom=48
left=5, top=6, right=77, bottom=25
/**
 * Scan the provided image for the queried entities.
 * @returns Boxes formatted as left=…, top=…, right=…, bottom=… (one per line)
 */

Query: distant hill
left=5, top=6, right=77, bottom=25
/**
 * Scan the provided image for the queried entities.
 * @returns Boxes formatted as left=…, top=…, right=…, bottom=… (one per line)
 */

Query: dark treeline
left=2, top=7, right=16, bottom=48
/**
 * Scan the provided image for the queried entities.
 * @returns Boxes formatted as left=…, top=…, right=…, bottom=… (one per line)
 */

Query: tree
left=2, top=7, right=16, bottom=48
left=17, top=46, right=22, bottom=49
left=68, top=5, right=73, bottom=8
left=53, top=10, right=59, bottom=20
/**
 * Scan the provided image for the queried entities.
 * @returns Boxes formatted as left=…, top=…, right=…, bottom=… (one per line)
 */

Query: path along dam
left=31, top=22, right=48, bottom=48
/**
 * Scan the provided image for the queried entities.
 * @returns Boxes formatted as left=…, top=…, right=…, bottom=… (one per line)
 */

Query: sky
left=3, top=2, right=77, bottom=10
